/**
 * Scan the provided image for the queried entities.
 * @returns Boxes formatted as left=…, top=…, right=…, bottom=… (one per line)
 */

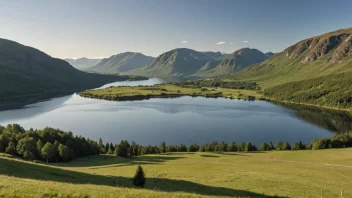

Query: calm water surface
left=1, top=78, right=351, bottom=146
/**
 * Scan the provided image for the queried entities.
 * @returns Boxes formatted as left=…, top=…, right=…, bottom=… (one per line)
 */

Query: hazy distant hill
left=125, top=48, right=225, bottom=77
left=230, top=27, right=352, bottom=88
left=198, top=48, right=272, bottom=77
left=0, top=39, right=136, bottom=98
left=64, top=57, right=102, bottom=70
left=87, top=52, right=154, bottom=74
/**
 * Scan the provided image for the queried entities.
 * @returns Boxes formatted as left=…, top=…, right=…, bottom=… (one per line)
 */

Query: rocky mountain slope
left=229, top=27, right=352, bottom=88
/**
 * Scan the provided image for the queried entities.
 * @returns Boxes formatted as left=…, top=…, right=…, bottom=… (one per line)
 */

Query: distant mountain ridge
left=125, top=48, right=225, bottom=77
left=0, top=39, right=137, bottom=98
left=126, top=48, right=270, bottom=77
left=87, top=52, right=154, bottom=74
left=64, top=57, right=102, bottom=70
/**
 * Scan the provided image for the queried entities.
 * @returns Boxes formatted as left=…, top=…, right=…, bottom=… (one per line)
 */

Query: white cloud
left=216, top=41, right=226, bottom=45
left=230, top=42, right=233, bottom=45
left=181, top=41, right=188, bottom=44
left=243, top=41, right=249, bottom=43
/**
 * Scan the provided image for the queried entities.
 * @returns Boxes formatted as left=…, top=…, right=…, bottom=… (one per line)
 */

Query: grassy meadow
left=1, top=149, right=352, bottom=198
left=80, top=84, right=263, bottom=101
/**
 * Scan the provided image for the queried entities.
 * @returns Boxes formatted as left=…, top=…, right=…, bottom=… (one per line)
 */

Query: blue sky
left=0, top=0, right=351, bottom=58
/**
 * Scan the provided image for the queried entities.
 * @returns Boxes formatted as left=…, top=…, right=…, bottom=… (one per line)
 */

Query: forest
left=1, top=124, right=351, bottom=163
left=264, top=72, right=352, bottom=109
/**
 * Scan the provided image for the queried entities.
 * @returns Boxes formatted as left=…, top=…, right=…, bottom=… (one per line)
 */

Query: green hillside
left=0, top=39, right=139, bottom=98
left=222, top=27, right=352, bottom=110
left=199, top=48, right=273, bottom=77
left=1, top=149, right=352, bottom=198
left=228, top=27, right=352, bottom=88
left=88, top=52, right=154, bottom=74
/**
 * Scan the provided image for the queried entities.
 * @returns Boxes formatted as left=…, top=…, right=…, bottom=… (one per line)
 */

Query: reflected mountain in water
left=276, top=102, right=352, bottom=133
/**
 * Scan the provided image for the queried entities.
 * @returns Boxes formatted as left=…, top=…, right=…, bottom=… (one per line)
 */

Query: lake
left=0, top=78, right=351, bottom=146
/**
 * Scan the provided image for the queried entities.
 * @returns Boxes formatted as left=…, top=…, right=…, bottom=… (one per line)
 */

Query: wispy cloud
left=216, top=41, right=226, bottom=45
left=243, top=41, right=249, bottom=43
left=230, top=42, right=233, bottom=45
left=181, top=41, right=188, bottom=44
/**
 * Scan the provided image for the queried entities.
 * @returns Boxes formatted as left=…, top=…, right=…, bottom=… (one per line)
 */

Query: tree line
left=169, top=80, right=260, bottom=90
left=1, top=124, right=351, bottom=163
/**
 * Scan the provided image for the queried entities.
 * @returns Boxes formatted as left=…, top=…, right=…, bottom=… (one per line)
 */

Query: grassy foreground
left=1, top=149, right=352, bottom=198
left=80, top=84, right=263, bottom=101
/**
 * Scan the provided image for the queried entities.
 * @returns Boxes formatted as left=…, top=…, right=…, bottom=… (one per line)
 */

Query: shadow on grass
left=0, top=157, right=283, bottom=197
left=215, top=152, right=249, bottom=156
left=159, top=152, right=195, bottom=155
left=200, top=154, right=221, bottom=158
left=52, top=155, right=184, bottom=168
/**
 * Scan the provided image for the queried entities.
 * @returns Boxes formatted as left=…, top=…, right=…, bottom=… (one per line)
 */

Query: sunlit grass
left=1, top=149, right=352, bottom=197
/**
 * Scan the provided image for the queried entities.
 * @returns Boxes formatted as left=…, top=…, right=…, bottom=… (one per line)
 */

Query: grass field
left=1, top=149, right=352, bottom=198
left=80, top=84, right=263, bottom=101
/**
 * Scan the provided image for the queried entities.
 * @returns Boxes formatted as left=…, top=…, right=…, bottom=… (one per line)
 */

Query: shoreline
left=80, top=84, right=352, bottom=112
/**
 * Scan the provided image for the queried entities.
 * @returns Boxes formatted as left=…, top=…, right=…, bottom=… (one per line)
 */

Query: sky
left=0, top=0, right=351, bottom=59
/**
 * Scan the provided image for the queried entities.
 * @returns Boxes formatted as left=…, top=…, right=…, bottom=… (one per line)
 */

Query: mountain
left=64, top=57, right=102, bottom=70
left=227, top=27, right=352, bottom=109
left=87, top=52, right=154, bottom=74
left=198, top=48, right=270, bottom=76
left=265, top=52, right=275, bottom=57
left=125, top=48, right=226, bottom=77
left=0, top=39, right=139, bottom=99
left=230, top=27, right=352, bottom=88
left=126, top=48, right=270, bottom=78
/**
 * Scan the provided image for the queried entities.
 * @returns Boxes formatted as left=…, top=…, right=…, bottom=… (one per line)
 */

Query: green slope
left=198, top=48, right=272, bottom=77
left=0, top=39, right=137, bottom=98
left=228, top=27, right=352, bottom=88
left=88, top=52, right=154, bottom=74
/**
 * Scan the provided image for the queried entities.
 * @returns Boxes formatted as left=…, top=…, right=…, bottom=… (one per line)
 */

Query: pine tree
left=114, top=144, right=119, bottom=156
left=133, top=165, right=146, bottom=188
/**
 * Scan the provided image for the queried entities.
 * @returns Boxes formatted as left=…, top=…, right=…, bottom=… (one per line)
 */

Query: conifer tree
left=133, top=165, right=146, bottom=188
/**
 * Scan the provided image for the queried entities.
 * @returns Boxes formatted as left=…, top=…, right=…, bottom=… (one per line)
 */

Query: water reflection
left=0, top=78, right=350, bottom=146
left=275, top=102, right=352, bottom=133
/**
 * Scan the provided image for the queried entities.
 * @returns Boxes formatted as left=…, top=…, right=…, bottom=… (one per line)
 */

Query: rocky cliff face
left=282, top=28, right=352, bottom=64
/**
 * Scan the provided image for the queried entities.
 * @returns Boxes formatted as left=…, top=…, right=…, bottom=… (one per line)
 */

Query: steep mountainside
left=125, top=48, right=225, bottom=77
left=0, top=39, right=135, bottom=98
left=64, top=58, right=102, bottom=70
left=229, top=27, right=352, bottom=88
left=88, top=52, right=154, bottom=74
left=199, top=48, right=271, bottom=76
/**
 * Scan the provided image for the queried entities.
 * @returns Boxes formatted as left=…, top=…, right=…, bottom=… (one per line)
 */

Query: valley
left=0, top=2, right=352, bottom=197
